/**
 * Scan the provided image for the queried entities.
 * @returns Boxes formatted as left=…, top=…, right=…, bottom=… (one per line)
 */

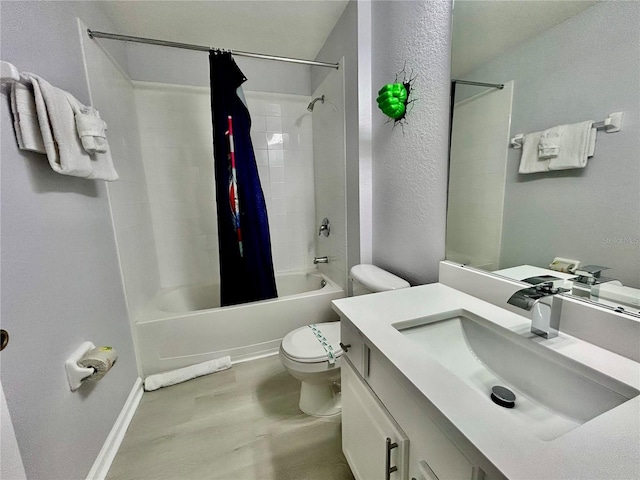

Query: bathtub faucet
left=313, top=256, right=329, bottom=264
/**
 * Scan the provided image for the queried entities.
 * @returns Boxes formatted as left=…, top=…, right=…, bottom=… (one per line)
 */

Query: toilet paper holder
left=65, top=341, right=97, bottom=391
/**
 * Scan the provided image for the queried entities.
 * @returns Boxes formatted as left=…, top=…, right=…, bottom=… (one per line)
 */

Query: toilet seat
left=281, top=322, right=343, bottom=364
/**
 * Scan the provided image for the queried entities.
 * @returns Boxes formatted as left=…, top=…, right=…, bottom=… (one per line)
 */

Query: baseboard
left=86, top=377, right=143, bottom=480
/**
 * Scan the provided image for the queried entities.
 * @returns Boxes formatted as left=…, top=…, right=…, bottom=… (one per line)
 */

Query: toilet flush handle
left=339, top=342, right=351, bottom=352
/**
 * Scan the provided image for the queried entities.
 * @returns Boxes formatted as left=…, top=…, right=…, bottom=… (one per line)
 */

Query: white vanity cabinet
left=341, top=321, right=504, bottom=480
left=342, top=361, right=409, bottom=480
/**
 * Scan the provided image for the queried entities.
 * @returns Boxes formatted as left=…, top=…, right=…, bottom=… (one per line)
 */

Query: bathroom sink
left=393, top=310, right=639, bottom=441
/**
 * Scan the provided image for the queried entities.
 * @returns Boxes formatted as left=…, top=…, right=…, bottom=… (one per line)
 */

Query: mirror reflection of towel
left=518, top=130, right=549, bottom=174
left=547, top=120, right=595, bottom=170
left=538, top=128, right=561, bottom=159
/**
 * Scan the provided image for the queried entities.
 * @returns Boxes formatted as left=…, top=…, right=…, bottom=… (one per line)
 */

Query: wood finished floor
left=107, top=355, right=354, bottom=480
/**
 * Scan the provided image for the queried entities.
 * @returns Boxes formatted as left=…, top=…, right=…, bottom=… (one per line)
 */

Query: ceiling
left=98, top=0, right=350, bottom=61
left=451, top=0, right=599, bottom=78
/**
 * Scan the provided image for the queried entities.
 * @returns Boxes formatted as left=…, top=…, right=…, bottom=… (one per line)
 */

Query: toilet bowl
left=279, top=264, right=410, bottom=417
left=279, top=321, right=343, bottom=417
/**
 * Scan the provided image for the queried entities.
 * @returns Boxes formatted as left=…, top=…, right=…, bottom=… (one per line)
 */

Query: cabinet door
left=366, top=352, right=476, bottom=480
left=342, top=360, right=408, bottom=480
left=341, top=321, right=368, bottom=377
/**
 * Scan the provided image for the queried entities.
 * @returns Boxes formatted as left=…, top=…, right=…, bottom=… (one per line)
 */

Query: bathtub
left=135, top=272, right=344, bottom=375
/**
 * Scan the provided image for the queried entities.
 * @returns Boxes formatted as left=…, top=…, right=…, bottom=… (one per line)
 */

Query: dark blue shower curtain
left=209, top=52, right=277, bottom=306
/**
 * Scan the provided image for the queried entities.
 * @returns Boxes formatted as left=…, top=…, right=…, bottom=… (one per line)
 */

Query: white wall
left=134, top=83, right=317, bottom=287
left=248, top=92, right=317, bottom=273
left=370, top=0, right=453, bottom=285
left=447, top=82, right=513, bottom=270
left=461, top=1, right=640, bottom=288
left=0, top=2, right=138, bottom=478
left=133, top=83, right=219, bottom=288
left=312, top=0, right=366, bottom=279
left=82, top=30, right=161, bottom=323
left=313, top=67, right=348, bottom=289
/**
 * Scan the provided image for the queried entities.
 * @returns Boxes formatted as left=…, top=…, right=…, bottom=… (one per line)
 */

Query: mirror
left=447, top=1, right=640, bottom=312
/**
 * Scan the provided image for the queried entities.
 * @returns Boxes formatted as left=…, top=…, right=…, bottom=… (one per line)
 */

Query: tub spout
left=313, top=256, right=328, bottom=264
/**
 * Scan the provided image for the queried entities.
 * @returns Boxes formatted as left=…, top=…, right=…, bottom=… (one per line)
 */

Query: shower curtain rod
left=452, top=79, right=504, bottom=90
left=87, top=30, right=340, bottom=69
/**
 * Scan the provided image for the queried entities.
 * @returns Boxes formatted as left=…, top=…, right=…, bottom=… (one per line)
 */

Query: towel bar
left=1, top=60, right=20, bottom=83
left=510, top=112, right=624, bottom=149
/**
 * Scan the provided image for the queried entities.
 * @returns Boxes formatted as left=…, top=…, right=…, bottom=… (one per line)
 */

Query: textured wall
left=461, top=1, right=640, bottom=288
left=370, top=0, right=452, bottom=285
left=0, top=2, right=138, bottom=479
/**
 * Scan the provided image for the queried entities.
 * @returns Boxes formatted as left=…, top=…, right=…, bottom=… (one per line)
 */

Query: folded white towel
left=10, top=81, right=46, bottom=153
left=518, top=130, right=549, bottom=174
left=24, top=73, right=119, bottom=181
left=538, top=127, right=562, bottom=159
left=548, top=120, right=594, bottom=170
left=69, top=103, right=108, bottom=154
left=587, top=126, right=597, bottom=158
left=144, top=356, right=232, bottom=391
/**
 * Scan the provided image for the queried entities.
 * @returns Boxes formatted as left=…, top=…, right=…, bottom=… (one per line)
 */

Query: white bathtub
left=135, top=272, right=344, bottom=375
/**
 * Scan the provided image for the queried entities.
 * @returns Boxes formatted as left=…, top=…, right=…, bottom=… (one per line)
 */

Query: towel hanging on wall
left=518, top=130, right=549, bottom=174
left=546, top=121, right=595, bottom=170
left=24, top=73, right=119, bottom=181
left=518, top=121, right=596, bottom=174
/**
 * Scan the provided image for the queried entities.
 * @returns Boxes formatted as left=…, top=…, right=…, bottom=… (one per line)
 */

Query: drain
left=491, top=385, right=516, bottom=408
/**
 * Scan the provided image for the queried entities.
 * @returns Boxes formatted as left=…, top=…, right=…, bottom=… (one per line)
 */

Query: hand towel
left=548, top=120, right=594, bottom=170
left=10, top=81, right=46, bottom=153
left=518, top=130, right=549, bottom=174
left=68, top=102, right=109, bottom=154
left=23, top=73, right=119, bottom=181
left=538, top=127, right=562, bottom=159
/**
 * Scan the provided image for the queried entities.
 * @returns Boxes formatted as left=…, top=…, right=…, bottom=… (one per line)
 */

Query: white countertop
left=332, top=284, right=640, bottom=480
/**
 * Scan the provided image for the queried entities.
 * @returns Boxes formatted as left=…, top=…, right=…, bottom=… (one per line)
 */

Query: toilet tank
left=350, top=264, right=410, bottom=296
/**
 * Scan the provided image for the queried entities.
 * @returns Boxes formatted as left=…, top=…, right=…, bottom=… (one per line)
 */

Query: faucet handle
left=318, top=217, right=331, bottom=237
left=574, top=265, right=611, bottom=285
left=536, top=283, right=559, bottom=295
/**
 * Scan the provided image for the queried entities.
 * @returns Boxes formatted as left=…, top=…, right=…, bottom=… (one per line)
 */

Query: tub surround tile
left=134, top=85, right=317, bottom=288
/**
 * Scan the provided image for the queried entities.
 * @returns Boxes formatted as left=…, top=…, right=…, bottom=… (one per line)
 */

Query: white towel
left=518, top=130, right=549, bottom=174
left=67, top=101, right=108, bottom=154
left=144, top=356, right=232, bottom=391
left=548, top=120, right=595, bottom=170
left=23, top=73, right=119, bottom=181
left=10, top=81, right=46, bottom=153
left=538, top=127, right=562, bottom=159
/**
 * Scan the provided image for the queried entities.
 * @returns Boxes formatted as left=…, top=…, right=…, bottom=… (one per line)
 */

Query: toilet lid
left=281, top=322, right=343, bottom=363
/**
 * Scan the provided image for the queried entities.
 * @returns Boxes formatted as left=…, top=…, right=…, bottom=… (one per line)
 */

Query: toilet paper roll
left=78, top=346, right=117, bottom=382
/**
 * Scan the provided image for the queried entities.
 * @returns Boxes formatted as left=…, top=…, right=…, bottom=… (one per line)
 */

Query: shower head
left=307, top=95, right=325, bottom=112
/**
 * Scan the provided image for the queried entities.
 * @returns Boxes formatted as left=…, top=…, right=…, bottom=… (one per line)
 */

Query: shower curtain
left=209, top=52, right=277, bottom=306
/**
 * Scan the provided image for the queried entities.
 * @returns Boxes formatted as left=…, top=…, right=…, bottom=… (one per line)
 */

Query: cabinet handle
left=339, top=342, right=351, bottom=352
left=385, top=437, right=398, bottom=480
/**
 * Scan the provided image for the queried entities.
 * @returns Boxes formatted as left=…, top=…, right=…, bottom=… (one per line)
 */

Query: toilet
left=279, top=264, right=410, bottom=417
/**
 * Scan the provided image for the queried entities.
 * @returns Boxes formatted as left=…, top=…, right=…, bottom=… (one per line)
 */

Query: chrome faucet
left=507, top=283, right=568, bottom=338
left=313, top=256, right=328, bottom=264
